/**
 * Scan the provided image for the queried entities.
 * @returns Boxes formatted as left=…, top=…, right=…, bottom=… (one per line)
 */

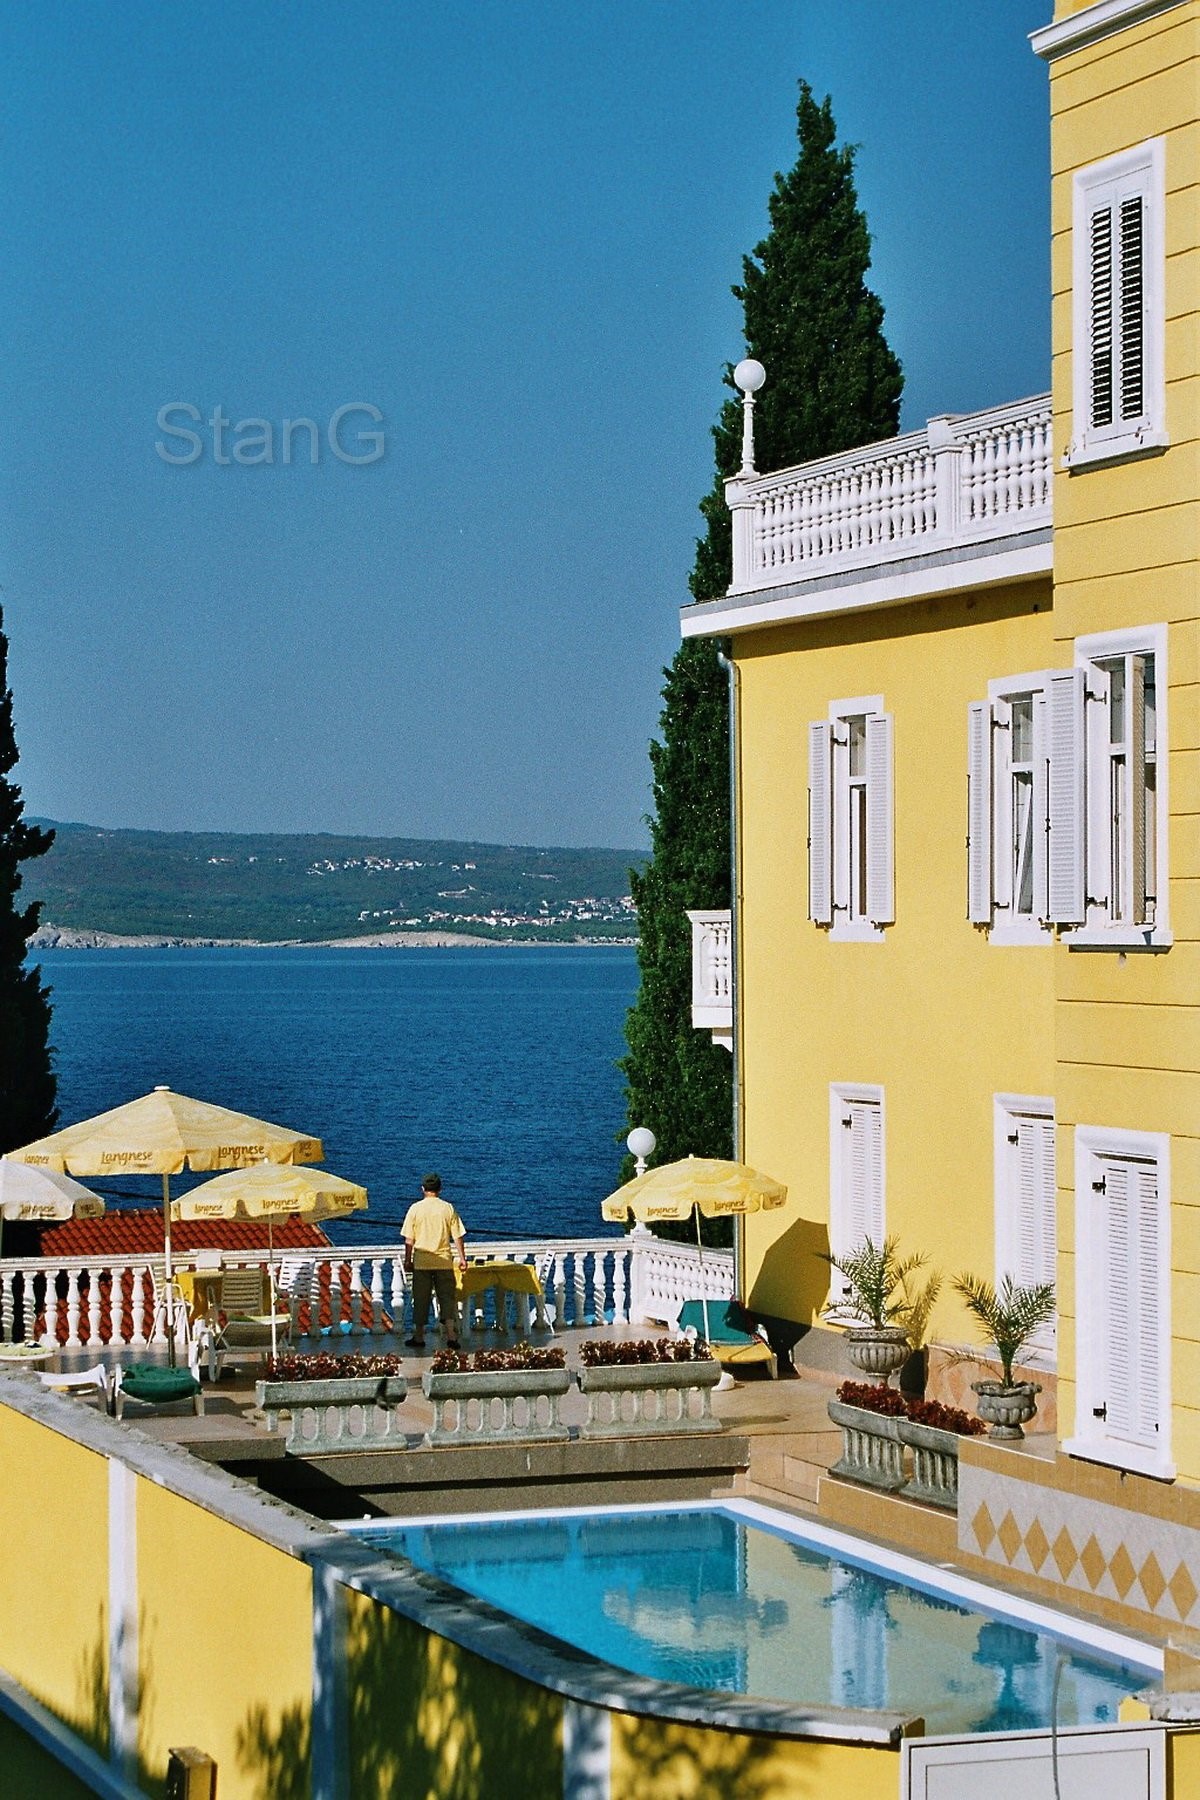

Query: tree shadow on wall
left=235, top=1588, right=562, bottom=1800
left=615, top=1714, right=882, bottom=1800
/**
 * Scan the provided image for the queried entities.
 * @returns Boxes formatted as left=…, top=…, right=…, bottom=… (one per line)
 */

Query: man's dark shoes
left=405, top=1336, right=425, bottom=1348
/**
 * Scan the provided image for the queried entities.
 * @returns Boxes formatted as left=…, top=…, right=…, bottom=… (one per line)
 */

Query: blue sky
left=1, top=1, right=1049, bottom=851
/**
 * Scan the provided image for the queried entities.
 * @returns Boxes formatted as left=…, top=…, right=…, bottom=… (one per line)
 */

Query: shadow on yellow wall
left=749, top=1213, right=830, bottom=1325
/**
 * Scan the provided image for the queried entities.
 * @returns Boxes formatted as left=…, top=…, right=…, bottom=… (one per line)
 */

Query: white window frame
left=969, top=674, right=1054, bottom=944
left=1068, top=1125, right=1173, bottom=1482
left=829, top=1083, right=885, bottom=1266
left=813, top=695, right=893, bottom=942
left=1067, top=138, right=1167, bottom=470
left=993, top=1095, right=1057, bottom=1366
left=1072, top=622, right=1170, bottom=949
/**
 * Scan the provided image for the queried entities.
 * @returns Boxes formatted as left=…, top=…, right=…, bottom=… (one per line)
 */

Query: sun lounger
left=676, top=1299, right=779, bottom=1380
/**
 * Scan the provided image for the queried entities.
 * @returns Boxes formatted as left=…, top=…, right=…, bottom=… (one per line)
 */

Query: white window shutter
left=1133, top=1160, right=1161, bottom=1447
left=1118, top=195, right=1145, bottom=422
left=865, top=713, right=894, bottom=925
left=1103, top=1161, right=1134, bottom=1438
left=1130, top=653, right=1148, bottom=925
left=808, top=722, right=833, bottom=924
left=1046, top=668, right=1086, bottom=925
left=1032, top=692, right=1049, bottom=923
left=1089, top=202, right=1115, bottom=430
left=967, top=702, right=993, bottom=923
left=1037, top=1116, right=1057, bottom=1293
left=844, top=1099, right=883, bottom=1249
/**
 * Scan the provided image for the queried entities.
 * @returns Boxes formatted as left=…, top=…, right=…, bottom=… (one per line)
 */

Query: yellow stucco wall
left=735, top=582, right=1057, bottom=1335
left=134, top=1478, right=314, bottom=1796
left=1047, top=1, right=1200, bottom=1477
left=609, top=1712, right=898, bottom=1800
left=0, top=1408, right=110, bottom=1756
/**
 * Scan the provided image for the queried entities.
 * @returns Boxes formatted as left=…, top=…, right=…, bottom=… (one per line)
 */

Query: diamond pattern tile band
left=960, top=1465, right=1200, bottom=1628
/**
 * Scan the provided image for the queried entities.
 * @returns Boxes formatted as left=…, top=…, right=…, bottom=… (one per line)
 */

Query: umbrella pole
left=695, top=1206, right=711, bottom=1344
left=162, top=1172, right=176, bottom=1368
left=268, top=1216, right=278, bottom=1360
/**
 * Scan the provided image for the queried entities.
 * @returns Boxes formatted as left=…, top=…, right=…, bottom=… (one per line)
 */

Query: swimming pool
left=351, top=1500, right=1161, bottom=1736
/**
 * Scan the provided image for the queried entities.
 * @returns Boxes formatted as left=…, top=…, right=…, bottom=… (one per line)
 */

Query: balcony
left=683, top=393, right=1052, bottom=636
left=688, top=909, right=732, bottom=1049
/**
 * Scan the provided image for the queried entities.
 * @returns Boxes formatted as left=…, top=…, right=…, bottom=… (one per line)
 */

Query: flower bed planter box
left=827, top=1398, right=905, bottom=1493
left=577, top=1359, right=723, bottom=1438
left=422, top=1366, right=572, bottom=1446
left=897, top=1417, right=961, bottom=1509
left=255, top=1375, right=409, bottom=1455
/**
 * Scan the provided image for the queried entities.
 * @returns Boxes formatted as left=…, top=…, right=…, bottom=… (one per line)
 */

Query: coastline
left=30, top=924, right=638, bottom=951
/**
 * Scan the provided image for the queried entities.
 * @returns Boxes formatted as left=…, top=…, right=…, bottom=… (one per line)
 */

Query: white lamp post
left=733, top=357, right=766, bottom=475
left=626, top=1127, right=656, bottom=1178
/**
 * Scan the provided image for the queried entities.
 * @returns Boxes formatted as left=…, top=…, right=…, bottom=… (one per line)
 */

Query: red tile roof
left=37, top=1213, right=332, bottom=1258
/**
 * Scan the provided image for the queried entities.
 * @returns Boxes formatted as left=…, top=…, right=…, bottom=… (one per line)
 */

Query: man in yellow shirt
left=402, top=1173, right=468, bottom=1350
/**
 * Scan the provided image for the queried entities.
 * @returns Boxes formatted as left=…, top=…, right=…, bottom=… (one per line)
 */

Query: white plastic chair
left=38, top=1364, right=113, bottom=1411
left=275, top=1256, right=315, bottom=1342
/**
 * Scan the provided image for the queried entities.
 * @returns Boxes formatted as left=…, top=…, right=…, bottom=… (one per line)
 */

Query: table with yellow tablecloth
left=175, top=1268, right=229, bottom=1325
left=455, top=1260, right=548, bottom=1334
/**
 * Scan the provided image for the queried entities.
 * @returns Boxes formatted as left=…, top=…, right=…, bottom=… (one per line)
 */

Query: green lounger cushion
left=120, top=1366, right=201, bottom=1402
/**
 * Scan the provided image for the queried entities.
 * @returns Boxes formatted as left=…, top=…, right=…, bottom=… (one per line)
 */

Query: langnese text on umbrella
left=155, top=403, right=386, bottom=466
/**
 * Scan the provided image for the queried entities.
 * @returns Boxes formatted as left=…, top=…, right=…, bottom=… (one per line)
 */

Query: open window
left=809, top=699, right=894, bottom=940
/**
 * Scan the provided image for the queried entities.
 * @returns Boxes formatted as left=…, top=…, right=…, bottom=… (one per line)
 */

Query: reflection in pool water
left=360, top=1508, right=1154, bottom=1735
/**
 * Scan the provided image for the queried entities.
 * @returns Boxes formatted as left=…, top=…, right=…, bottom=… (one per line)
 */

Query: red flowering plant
left=835, top=1380, right=985, bottom=1436
left=578, top=1337, right=715, bottom=1367
left=429, top=1342, right=566, bottom=1375
left=264, top=1353, right=404, bottom=1382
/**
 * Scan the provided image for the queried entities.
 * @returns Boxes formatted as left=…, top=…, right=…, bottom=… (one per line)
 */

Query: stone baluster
left=64, top=1268, right=83, bottom=1348
left=128, top=1266, right=151, bottom=1349
left=0, top=1269, right=12, bottom=1343
left=367, top=1259, right=386, bottom=1336
left=572, top=1255, right=587, bottom=1327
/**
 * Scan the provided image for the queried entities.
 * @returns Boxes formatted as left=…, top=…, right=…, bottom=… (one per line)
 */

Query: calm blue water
left=366, top=1507, right=1153, bottom=1735
left=33, top=947, right=639, bottom=1243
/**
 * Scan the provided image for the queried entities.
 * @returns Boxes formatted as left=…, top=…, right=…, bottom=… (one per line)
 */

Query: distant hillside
left=24, top=821, right=644, bottom=945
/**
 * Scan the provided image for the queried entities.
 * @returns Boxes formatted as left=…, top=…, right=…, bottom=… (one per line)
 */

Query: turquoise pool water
left=358, top=1505, right=1157, bottom=1736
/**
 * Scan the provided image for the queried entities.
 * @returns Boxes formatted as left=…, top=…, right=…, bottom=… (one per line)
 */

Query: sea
left=32, top=946, right=640, bottom=1246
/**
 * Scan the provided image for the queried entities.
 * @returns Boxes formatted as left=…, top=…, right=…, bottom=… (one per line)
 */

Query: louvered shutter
left=865, top=713, right=894, bottom=925
left=808, top=722, right=833, bottom=924
left=1119, top=195, right=1145, bottom=422
left=1013, top=1115, right=1057, bottom=1301
left=843, top=1099, right=884, bottom=1250
left=1032, top=692, right=1049, bottom=923
left=1130, top=653, right=1148, bottom=925
left=1100, top=1156, right=1162, bottom=1451
left=1133, top=1160, right=1162, bottom=1447
left=1089, top=203, right=1115, bottom=430
left=967, top=702, right=993, bottom=923
left=1046, top=668, right=1086, bottom=925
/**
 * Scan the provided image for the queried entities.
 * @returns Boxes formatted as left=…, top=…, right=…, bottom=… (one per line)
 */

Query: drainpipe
left=716, top=647, right=743, bottom=1298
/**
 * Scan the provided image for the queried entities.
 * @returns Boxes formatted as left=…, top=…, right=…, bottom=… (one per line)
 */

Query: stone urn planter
left=578, top=1359, right=723, bottom=1438
left=256, top=1375, right=409, bottom=1455
left=845, top=1326, right=912, bottom=1384
left=897, top=1417, right=961, bottom=1508
left=422, top=1365, right=571, bottom=1446
left=826, top=1398, right=906, bottom=1493
left=972, top=1379, right=1041, bottom=1440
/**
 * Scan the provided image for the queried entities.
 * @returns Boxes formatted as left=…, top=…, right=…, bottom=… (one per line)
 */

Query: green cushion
left=120, top=1366, right=200, bottom=1401
left=677, top=1300, right=755, bottom=1344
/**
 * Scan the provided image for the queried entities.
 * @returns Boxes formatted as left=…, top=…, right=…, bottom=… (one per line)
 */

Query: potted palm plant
left=822, top=1237, right=938, bottom=1385
left=951, top=1273, right=1055, bottom=1439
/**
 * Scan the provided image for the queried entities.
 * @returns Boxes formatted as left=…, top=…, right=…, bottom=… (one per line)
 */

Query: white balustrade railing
left=687, top=909, right=732, bottom=1040
left=0, top=1232, right=736, bottom=1351
left=727, top=394, right=1052, bottom=596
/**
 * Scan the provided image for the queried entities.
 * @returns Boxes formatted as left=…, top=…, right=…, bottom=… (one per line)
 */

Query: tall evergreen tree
left=621, top=82, right=902, bottom=1203
left=0, top=606, right=56, bottom=1152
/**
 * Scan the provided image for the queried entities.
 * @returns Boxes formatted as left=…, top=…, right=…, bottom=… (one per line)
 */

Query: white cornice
left=1031, top=0, right=1188, bottom=62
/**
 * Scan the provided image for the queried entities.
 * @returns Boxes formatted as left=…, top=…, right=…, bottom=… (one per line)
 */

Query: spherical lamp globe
left=733, top=358, right=766, bottom=395
left=626, top=1126, right=656, bottom=1166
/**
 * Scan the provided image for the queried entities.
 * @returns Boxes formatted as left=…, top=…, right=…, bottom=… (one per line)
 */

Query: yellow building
left=685, top=0, right=1200, bottom=1631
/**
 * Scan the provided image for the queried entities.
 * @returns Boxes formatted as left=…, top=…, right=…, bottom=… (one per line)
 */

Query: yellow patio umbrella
left=0, top=1159, right=106, bottom=1272
left=9, top=1086, right=323, bottom=1362
left=601, top=1156, right=787, bottom=1342
left=172, top=1162, right=367, bottom=1356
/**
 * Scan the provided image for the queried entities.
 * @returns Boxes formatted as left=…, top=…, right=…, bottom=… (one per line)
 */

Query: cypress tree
left=0, top=606, right=57, bottom=1152
left=621, top=81, right=902, bottom=1209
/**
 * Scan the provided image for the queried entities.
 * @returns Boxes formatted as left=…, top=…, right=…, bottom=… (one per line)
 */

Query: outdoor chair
left=38, top=1363, right=113, bottom=1412
left=534, top=1251, right=558, bottom=1332
left=676, top=1299, right=778, bottom=1381
left=208, top=1265, right=290, bottom=1356
left=275, top=1256, right=316, bottom=1342
left=149, top=1274, right=202, bottom=1374
left=113, top=1363, right=204, bottom=1420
